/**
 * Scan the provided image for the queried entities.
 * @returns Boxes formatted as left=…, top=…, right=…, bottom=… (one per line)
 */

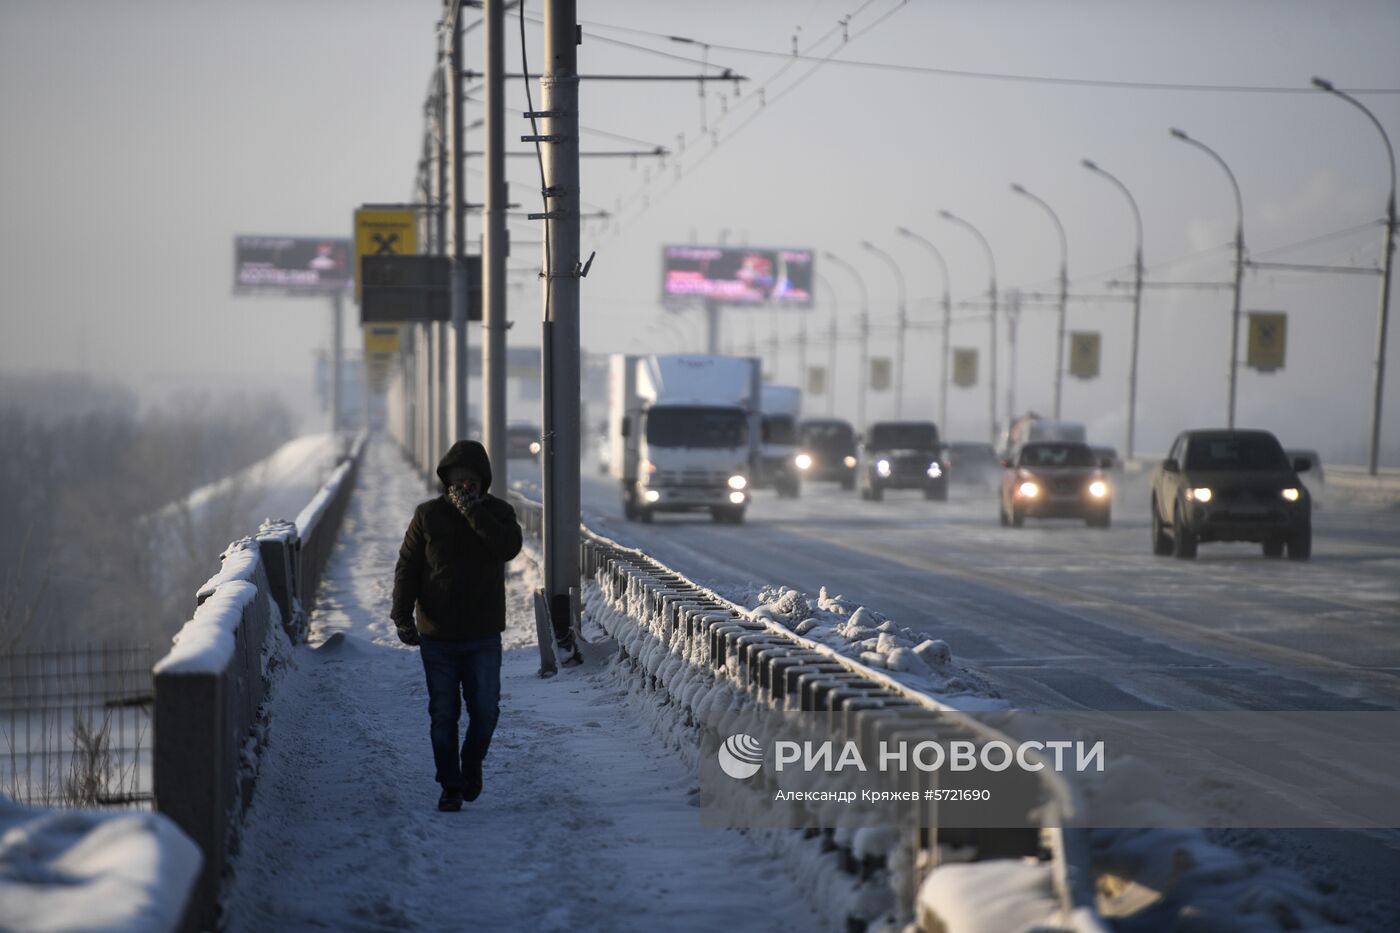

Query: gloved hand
left=394, top=622, right=420, bottom=646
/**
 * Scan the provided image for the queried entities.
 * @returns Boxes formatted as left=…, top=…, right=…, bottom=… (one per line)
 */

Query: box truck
left=756, top=384, right=802, bottom=498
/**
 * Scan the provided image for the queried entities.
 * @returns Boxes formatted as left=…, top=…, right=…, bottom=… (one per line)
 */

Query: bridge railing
left=506, top=489, right=1101, bottom=932
left=152, top=431, right=366, bottom=932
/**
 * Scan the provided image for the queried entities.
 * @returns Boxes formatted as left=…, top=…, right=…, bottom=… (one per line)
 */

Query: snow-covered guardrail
left=507, top=491, right=1102, bottom=933
left=152, top=432, right=366, bottom=932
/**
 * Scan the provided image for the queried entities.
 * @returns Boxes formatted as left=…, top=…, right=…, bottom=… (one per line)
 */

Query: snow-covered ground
left=221, top=439, right=830, bottom=932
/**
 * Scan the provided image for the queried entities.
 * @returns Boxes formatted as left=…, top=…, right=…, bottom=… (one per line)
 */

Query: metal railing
left=0, top=643, right=155, bottom=808
left=507, top=489, right=1100, bottom=930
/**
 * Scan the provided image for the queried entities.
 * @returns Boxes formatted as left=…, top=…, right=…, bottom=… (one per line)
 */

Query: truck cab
left=755, top=384, right=802, bottom=498
left=610, top=354, right=759, bottom=524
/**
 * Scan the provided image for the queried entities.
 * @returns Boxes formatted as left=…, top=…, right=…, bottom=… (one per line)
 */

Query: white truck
left=756, top=384, right=802, bottom=498
left=608, top=353, right=761, bottom=524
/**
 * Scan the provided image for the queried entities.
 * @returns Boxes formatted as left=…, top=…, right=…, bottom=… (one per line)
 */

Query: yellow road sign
left=953, top=348, right=978, bottom=387
left=363, top=326, right=400, bottom=355
left=1069, top=331, right=1101, bottom=379
left=870, top=357, right=892, bottom=391
left=1247, top=312, right=1287, bottom=372
left=354, top=209, right=418, bottom=302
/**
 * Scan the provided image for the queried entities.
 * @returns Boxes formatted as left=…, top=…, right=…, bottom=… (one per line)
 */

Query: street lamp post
left=940, top=211, right=999, bottom=442
left=1010, top=184, right=1069, bottom=419
left=816, top=272, right=839, bottom=416
left=1083, top=159, right=1145, bottom=460
left=896, top=227, right=953, bottom=430
left=1314, top=77, right=1396, bottom=476
left=824, top=251, right=871, bottom=428
left=860, top=240, right=908, bottom=418
left=1170, top=127, right=1245, bottom=429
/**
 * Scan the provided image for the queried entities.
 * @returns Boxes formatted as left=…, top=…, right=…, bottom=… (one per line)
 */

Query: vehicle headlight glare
left=529, top=441, right=541, bottom=455
left=927, top=462, right=943, bottom=479
left=728, top=491, right=746, bottom=504
left=1281, top=487, right=1300, bottom=502
left=728, top=474, right=747, bottom=490
left=876, top=459, right=892, bottom=477
left=1088, top=480, right=1108, bottom=498
left=644, top=490, right=661, bottom=503
left=843, top=455, right=857, bottom=468
left=1187, top=487, right=1213, bottom=503
left=794, top=453, right=813, bottom=470
left=1018, top=481, right=1039, bottom=498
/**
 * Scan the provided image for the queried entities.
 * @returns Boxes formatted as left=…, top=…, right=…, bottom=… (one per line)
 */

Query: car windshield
left=1186, top=435, right=1289, bottom=471
left=645, top=406, right=747, bottom=449
left=1019, top=443, right=1094, bottom=468
left=801, top=422, right=854, bottom=449
left=869, top=423, right=938, bottom=450
left=763, top=414, right=797, bottom=445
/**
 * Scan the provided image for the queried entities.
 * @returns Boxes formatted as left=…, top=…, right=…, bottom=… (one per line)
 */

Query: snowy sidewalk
left=222, top=439, right=825, bottom=932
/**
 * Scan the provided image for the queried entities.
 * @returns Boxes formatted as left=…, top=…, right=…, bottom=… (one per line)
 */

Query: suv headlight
left=876, top=459, right=892, bottom=477
left=1088, top=480, right=1108, bottom=498
left=1186, top=487, right=1213, bottom=503
left=927, top=462, right=943, bottom=479
left=1281, top=487, right=1301, bottom=502
left=1018, top=481, right=1039, bottom=498
left=843, top=455, right=857, bottom=468
left=728, top=474, right=747, bottom=490
left=794, top=453, right=813, bottom=470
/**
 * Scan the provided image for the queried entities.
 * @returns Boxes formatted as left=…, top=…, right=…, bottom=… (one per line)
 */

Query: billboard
left=234, top=236, right=351, bottom=293
left=662, top=245, right=814, bottom=307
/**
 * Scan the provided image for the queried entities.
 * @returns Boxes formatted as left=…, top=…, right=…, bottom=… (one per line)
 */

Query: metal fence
left=0, top=643, right=155, bottom=808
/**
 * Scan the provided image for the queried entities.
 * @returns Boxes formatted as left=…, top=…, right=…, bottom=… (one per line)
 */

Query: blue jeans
left=419, top=634, right=502, bottom=789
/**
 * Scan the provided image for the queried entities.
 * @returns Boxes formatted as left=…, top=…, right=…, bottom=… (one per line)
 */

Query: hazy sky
left=2, top=0, right=1398, bottom=456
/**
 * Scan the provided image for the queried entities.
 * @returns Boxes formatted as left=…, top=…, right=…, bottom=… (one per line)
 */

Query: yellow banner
left=1069, top=331, right=1101, bottom=379
left=807, top=365, right=826, bottom=396
left=870, top=357, right=892, bottom=391
left=1247, top=312, right=1286, bottom=372
left=953, top=348, right=978, bottom=387
left=353, top=209, right=418, bottom=302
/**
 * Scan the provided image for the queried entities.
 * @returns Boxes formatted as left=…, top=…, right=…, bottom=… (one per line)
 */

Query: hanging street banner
left=953, top=348, right=978, bottom=387
left=354, top=208, right=419, bottom=302
left=1069, top=331, right=1101, bottom=379
left=807, top=365, right=827, bottom=396
left=233, top=236, right=352, bottom=294
left=1247, top=312, right=1287, bottom=372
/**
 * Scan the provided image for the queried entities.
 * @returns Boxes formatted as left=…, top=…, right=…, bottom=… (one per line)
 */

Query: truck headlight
left=794, top=453, right=813, bottom=471
left=843, top=455, right=857, bottom=468
left=1281, top=487, right=1301, bottom=502
left=529, top=441, right=541, bottom=455
left=1018, top=481, right=1039, bottom=498
left=728, top=491, right=746, bottom=504
left=876, top=459, right=892, bottom=478
left=644, top=490, right=661, bottom=503
left=927, top=462, right=943, bottom=479
left=728, top=474, right=747, bottom=490
left=1186, top=487, right=1213, bottom=503
left=1088, top=480, right=1108, bottom=498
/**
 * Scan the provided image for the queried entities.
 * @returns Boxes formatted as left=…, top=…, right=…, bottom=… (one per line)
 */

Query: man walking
left=392, top=440, right=523, bottom=812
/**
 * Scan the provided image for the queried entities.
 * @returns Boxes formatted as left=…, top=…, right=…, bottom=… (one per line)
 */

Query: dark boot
left=438, top=785, right=463, bottom=812
left=463, top=760, right=483, bottom=802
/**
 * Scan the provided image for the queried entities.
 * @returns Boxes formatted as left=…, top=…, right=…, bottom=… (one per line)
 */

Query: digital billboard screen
left=662, top=245, right=814, bottom=307
left=234, top=235, right=353, bottom=293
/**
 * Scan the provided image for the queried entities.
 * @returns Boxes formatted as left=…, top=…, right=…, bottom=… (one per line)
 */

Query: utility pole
left=1312, top=78, right=1395, bottom=476
left=704, top=298, right=721, bottom=354
left=539, top=0, right=582, bottom=663
left=861, top=240, right=907, bottom=418
left=941, top=211, right=998, bottom=442
left=1082, top=159, right=1145, bottom=460
left=1010, top=184, right=1068, bottom=419
left=483, top=0, right=508, bottom=486
left=823, top=251, right=869, bottom=427
left=1171, top=128, right=1243, bottom=429
left=449, top=2, right=469, bottom=451
left=896, top=227, right=952, bottom=431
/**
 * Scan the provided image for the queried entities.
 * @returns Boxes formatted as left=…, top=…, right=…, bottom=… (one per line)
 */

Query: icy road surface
left=223, top=440, right=828, bottom=933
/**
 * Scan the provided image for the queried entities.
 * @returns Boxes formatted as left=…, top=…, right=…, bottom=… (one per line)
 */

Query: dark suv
left=796, top=418, right=858, bottom=490
left=859, top=421, right=947, bottom=501
left=1151, top=429, right=1312, bottom=560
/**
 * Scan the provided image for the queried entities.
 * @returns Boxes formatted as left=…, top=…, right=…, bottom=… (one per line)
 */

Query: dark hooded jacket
left=392, top=440, right=523, bottom=640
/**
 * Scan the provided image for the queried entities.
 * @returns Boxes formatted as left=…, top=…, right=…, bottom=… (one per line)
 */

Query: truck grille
left=655, top=469, right=729, bottom=487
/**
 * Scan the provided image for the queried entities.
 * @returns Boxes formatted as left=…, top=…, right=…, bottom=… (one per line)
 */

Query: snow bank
left=0, top=796, right=201, bottom=933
